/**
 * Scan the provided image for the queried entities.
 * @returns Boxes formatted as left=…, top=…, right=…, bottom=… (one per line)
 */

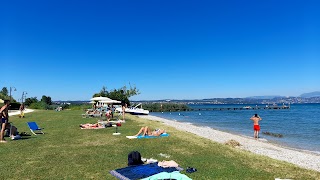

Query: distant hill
left=300, top=91, right=320, bottom=98
left=246, top=96, right=285, bottom=99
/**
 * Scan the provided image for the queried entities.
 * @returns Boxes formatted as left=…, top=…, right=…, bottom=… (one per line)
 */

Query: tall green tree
left=41, top=95, right=52, bottom=105
left=93, top=86, right=108, bottom=97
left=1, top=87, right=8, bottom=96
left=93, top=83, right=140, bottom=106
left=24, top=97, right=39, bottom=106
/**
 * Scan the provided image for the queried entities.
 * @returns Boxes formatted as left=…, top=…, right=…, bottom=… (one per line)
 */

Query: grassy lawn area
left=1, top=110, right=319, bottom=179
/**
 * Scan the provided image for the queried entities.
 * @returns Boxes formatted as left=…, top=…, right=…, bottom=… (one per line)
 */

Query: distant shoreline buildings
left=53, top=96, right=320, bottom=105
left=133, top=96, right=320, bottom=105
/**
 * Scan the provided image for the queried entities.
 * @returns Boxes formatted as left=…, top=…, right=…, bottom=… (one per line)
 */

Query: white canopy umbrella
left=90, top=96, right=112, bottom=101
left=90, top=97, right=121, bottom=107
left=100, top=99, right=121, bottom=104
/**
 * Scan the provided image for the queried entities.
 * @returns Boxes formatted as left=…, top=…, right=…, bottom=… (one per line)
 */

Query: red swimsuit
left=253, top=125, right=260, bottom=131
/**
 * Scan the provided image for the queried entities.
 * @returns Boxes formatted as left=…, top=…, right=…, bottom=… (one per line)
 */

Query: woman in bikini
left=134, top=126, right=165, bottom=137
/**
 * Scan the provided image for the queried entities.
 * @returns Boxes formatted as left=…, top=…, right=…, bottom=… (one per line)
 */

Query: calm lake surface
left=151, top=104, right=320, bottom=153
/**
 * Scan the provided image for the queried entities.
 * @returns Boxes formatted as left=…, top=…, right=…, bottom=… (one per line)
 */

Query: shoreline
left=138, top=114, right=320, bottom=172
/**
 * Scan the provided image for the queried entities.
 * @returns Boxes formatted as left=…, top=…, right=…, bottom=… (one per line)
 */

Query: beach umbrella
left=100, top=99, right=121, bottom=104
left=90, top=96, right=112, bottom=101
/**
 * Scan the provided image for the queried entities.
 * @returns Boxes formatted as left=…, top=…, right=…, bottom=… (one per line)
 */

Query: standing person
left=0, top=100, right=10, bottom=143
left=250, top=114, right=262, bottom=139
left=105, top=109, right=112, bottom=122
left=92, top=103, right=97, bottom=110
left=121, top=102, right=127, bottom=120
left=111, top=105, right=115, bottom=118
left=19, top=103, right=25, bottom=118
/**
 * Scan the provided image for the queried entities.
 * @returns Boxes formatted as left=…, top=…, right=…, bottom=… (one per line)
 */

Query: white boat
left=115, top=103, right=149, bottom=115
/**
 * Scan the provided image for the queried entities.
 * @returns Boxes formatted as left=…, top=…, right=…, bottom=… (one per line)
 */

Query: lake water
left=151, top=104, right=320, bottom=153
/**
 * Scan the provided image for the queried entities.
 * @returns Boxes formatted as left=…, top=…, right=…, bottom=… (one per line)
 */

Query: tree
left=41, top=95, right=52, bottom=105
left=93, top=83, right=140, bottom=106
left=0, top=87, right=8, bottom=96
left=108, top=89, right=130, bottom=105
left=24, top=97, right=38, bottom=106
left=122, top=83, right=140, bottom=98
left=93, top=86, right=108, bottom=97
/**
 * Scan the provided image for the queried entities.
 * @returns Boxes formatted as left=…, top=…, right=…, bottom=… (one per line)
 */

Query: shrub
left=9, top=102, right=21, bottom=110
left=141, top=103, right=190, bottom=112
left=29, top=102, right=49, bottom=110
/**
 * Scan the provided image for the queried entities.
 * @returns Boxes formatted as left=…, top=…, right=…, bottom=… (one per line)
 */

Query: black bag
left=106, top=123, right=112, bottom=127
left=128, top=151, right=144, bottom=166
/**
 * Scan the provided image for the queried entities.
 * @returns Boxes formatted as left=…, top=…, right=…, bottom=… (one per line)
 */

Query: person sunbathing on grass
left=85, top=109, right=100, bottom=114
left=80, top=123, right=104, bottom=129
left=134, top=126, right=165, bottom=137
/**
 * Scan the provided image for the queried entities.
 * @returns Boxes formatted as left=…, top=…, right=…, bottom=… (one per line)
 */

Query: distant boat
left=116, top=103, right=149, bottom=115
left=243, top=106, right=252, bottom=109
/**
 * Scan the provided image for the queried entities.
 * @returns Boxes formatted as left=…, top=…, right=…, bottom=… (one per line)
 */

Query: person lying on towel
left=80, top=123, right=104, bottom=129
left=134, top=126, right=165, bottom=137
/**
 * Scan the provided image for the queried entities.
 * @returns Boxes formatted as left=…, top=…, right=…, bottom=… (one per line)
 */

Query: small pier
left=190, top=106, right=290, bottom=111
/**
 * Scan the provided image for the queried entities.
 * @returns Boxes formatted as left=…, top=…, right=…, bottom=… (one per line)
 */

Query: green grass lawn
left=1, top=110, right=319, bottom=180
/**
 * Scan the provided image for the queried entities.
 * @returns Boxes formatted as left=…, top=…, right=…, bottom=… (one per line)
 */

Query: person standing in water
left=250, top=114, right=262, bottom=139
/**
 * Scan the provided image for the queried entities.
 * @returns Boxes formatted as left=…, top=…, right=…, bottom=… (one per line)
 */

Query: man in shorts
left=0, top=100, right=10, bottom=143
left=250, top=113, right=262, bottom=139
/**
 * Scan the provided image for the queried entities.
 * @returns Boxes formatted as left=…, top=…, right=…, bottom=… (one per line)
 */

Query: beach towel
left=126, top=133, right=169, bottom=139
left=141, top=171, right=192, bottom=180
left=79, top=121, right=115, bottom=129
left=110, top=162, right=183, bottom=180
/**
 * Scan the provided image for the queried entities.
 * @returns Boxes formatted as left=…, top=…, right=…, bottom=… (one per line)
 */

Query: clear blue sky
left=1, top=0, right=319, bottom=101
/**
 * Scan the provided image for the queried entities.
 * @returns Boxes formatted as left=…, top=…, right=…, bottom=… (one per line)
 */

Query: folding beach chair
left=27, top=122, right=44, bottom=135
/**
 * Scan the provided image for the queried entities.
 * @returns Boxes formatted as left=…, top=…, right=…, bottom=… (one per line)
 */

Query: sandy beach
left=8, top=109, right=34, bottom=116
left=139, top=115, right=320, bottom=172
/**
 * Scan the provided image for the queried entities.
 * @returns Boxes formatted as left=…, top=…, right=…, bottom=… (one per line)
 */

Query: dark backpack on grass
left=128, top=151, right=144, bottom=166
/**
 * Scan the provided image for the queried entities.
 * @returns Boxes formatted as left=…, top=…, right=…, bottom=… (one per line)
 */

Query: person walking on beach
left=0, top=100, right=10, bottom=143
left=250, top=114, right=262, bottom=139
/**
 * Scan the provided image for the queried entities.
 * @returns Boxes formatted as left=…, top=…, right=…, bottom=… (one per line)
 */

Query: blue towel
left=110, top=162, right=183, bottom=180
left=141, top=171, right=192, bottom=180
left=137, top=133, right=169, bottom=139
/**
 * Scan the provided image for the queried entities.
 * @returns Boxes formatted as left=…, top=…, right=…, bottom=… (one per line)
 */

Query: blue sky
left=1, top=0, right=319, bottom=101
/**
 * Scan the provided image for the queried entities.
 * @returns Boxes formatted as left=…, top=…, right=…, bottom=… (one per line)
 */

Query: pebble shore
left=139, top=115, right=320, bottom=172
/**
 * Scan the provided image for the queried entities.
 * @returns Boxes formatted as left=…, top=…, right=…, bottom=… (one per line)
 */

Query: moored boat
left=115, top=103, right=149, bottom=115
